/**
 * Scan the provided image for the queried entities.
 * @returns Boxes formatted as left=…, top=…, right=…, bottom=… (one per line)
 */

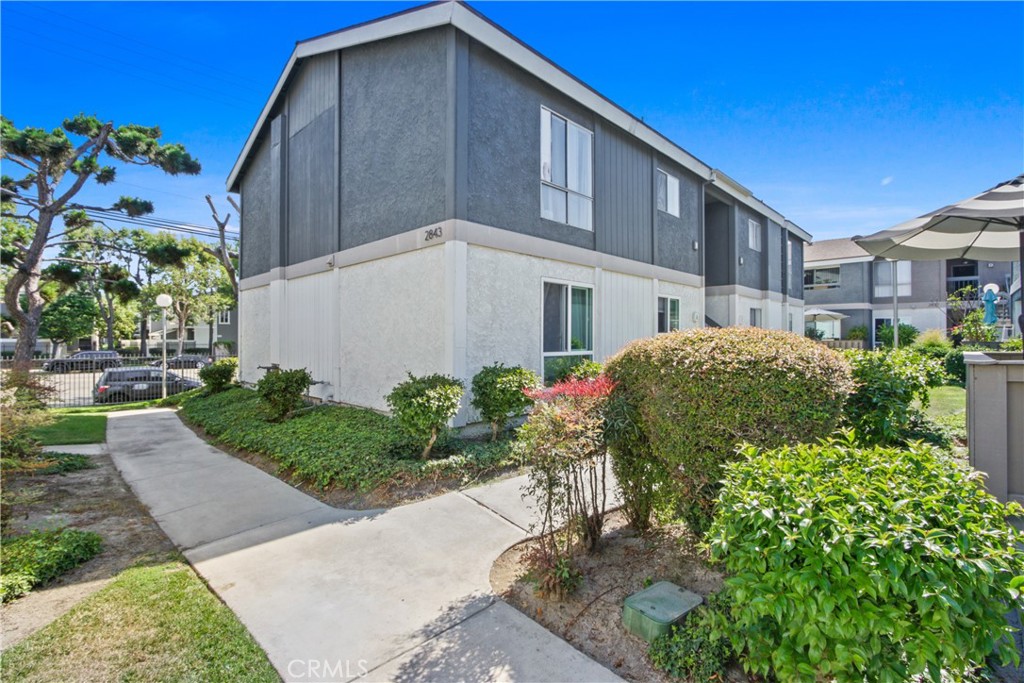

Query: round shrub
left=842, top=348, right=945, bottom=446
left=876, top=322, right=920, bottom=348
left=708, top=437, right=1024, bottom=683
left=256, top=367, right=312, bottom=422
left=604, top=327, right=852, bottom=534
left=199, top=357, right=238, bottom=393
left=386, top=373, right=464, bottom=459
left=470, top=363, right=540, bottom=441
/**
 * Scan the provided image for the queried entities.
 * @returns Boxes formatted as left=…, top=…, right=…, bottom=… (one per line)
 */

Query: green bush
left=1, top=528, right=102, bottom=602
left=649, top=591, right=732, bottom=681
left=842, top=348, right=946, bottom=445
left=199, top=357, right=237, bottom=393
left=605, top=327, right=853, bottom=535
left=544, top=355, right=599, bottom=384
left=804, top=325, right=824, bottom=340
left=1003, top=337, right=1023, bottom=351
left=180, top=387, right=517, bottom=491
left=386, top=373, right=464, bottom=458
left=956, top=308, right=998, bottom=343
left=944, top=347, right=967, bottom=386
left=255, top=367, right=312, bottom=421
left=876, top=322, right=920, bottom=347
left=567, top=359, right=603, bottom=380
left=470, top=363, right=540, bottom=441
left=846, top=324, right=868, bottom=341
left=708, top=437, right=1024, bottom=683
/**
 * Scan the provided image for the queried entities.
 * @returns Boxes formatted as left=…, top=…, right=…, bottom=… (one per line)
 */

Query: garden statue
left=982, top=285, right=999, bottom=325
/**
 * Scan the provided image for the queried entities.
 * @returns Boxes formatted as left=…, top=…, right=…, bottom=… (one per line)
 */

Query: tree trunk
left=103, top=291, right=116, bottom=351
left=208, top=315, right=214, bottom=357
left=421, top=428, right=438, bottom=459
left=175, top=303, right=187, bottom=356
left=140, top=314, right=150, bottom=357
left=3, top=213, right=54, bottom=371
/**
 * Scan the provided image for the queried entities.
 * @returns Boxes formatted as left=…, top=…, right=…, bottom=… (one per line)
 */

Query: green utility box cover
left=622, top=581, right=702, bottom=643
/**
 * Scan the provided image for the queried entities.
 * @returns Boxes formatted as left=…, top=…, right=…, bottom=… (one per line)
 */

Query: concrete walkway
left=106, top=409, right=620, bottom=683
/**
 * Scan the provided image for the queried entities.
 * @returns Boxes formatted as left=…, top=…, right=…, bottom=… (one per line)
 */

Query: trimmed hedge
left=470, top=363, right=539, bottom=441
left=256, top=367, right=312, bottom=421
left=605, top=327, right=852, bottom=534
left=386, top=373, right=464, bottom=459
left=198, top=357, right=237, bottom=393
left=708, top=437, right=1024, bottom=682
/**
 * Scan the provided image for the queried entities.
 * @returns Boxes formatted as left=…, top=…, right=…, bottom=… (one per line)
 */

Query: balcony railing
left=947, top=276, right=980, bottom=296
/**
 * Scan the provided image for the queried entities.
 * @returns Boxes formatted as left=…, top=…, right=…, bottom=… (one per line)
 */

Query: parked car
left=150, top=354, right=211, bottom=369
left=93, top=367, right=201, bottom=404
left=43, top=350, right=122, bottom=373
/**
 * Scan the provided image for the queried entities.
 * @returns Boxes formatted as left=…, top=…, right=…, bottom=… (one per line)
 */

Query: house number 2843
left=424, top=226, right=443, bottom=241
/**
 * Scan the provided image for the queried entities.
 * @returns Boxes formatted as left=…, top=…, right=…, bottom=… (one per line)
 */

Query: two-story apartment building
left=804, top=237, right=1016, bottom=344
left=229, top=2, right=810, bottom=418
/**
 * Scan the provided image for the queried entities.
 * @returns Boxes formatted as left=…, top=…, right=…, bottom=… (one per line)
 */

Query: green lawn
left=31, top=414, right=107, bottom=445
left=0, top=558, right=279, bottom=683
left=922, top=386, right=966, bottom=419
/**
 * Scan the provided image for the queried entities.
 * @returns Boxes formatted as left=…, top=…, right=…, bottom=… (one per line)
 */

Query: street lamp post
left=156, top=294, right=173, bottom=399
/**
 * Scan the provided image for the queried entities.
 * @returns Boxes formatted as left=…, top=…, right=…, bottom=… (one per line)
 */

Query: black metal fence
left=1, top=358, right=214, bottom=408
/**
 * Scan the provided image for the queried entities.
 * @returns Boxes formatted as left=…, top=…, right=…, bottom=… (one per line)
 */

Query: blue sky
left=2, top=1, right=1021, bottom=242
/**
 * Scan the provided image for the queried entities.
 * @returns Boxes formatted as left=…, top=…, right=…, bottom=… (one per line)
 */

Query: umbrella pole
left=892, top=259, right=899, bottom=349
left=1018, top=223, right=1023, bottom=359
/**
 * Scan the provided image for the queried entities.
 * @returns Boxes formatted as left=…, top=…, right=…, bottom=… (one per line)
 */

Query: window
left=873, top=261, right=912, bottom=298
left=748, top=219, right=762, bottom=252
left=656, top=170, right=680, bottom=217
left=804, top=267, right=841, bottom=290
left=542, top=282, right=593, bottom=381
left=749, top=307, right=762, bottom=327
left=540, top=108, right=593, bottom=230
left=657, top=296, right=681, bottom=333
left=218, top=310, right=231, bottom=325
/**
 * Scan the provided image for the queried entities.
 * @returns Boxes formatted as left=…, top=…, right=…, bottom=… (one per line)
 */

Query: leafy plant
left=846, top=324, right=868, bottom=341
left=470, top=363, right=539, bottom=441
left=199, top=357, right=237, bottom=393
left=255, top=367, right=312, bottom=421
left=804, top=325, right=824, bottom=341
left=954, top=307, right=998, bottom=343
left=649, top=591, right=732, bottom=681
left=386, top=373, right=464, bottom=458
left=567, top=359, right=603, bottom=380
left=1003, top=337, right=1023, bottom=351
left=604, top=327, right=853, bottom=535
left=842, top=348, right=945, bottom=445
left=0, top=371, right=56, bottom=465
left=707, top=436, right=1024, bottom=683
left=876, top=321, right=920, bottom=347
left=1, top=528, right=103, bottom=602
left=604, top=393, right=672, bottom=534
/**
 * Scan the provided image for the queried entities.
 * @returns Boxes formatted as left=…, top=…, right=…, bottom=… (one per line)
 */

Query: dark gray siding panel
left=240, top=137, right=272, bottom=278
left=340, top=28, right=448, bottom=249
left=288, top=54, right=338, bottom=137
left=288, top=108, right=338, bottom=265
left=704, top=202, right=732, bottom=286
left=735, top=205, right=765, bottom=290
left=767, top=220, right=783, bottom=294
left=654, top=165, right=701, bottom=275
left=465, top=39, right=594, bottom=251
left=788, top=237, right=804, bottom=299
left=595, top=124, right=652, bottom=263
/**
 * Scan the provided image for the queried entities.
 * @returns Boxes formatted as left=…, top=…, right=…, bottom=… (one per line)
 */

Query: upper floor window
left=656, top=170, right=680, bottom=217
left=540, top=108, right=593, bottom=231
left=657, top=296, right=681, bottom=333
left=748, top=218, right=762, bottom=252
left=804, top=267, right=841, bottom=290
left=874, top=260, right=912, bottom=298
left=217, top=310, right=231, bottom=325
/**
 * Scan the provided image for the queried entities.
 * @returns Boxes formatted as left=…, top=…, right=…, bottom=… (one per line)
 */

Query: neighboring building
left=803, top=237, right=1016, bottom=344
left=148, top=308, right=238, bottom=355
left=228, top=2, right=810, bottom=419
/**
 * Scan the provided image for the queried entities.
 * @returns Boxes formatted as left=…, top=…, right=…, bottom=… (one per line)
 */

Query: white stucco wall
left=238, top=284, right=270, bottom=385
left=337, top=245, right=448, bottom=411
left=281, top=270, right=339, bottom=402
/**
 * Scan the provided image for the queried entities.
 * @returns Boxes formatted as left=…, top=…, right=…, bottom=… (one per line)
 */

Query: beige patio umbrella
left=803, top=307, right=849, bottom=323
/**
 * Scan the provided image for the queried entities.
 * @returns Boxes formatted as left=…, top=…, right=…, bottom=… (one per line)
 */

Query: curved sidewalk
left=106, top=409, right=620, bottom=683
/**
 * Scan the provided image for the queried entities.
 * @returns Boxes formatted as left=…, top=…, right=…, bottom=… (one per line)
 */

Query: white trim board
left=226, top=1, right=810, bottom=242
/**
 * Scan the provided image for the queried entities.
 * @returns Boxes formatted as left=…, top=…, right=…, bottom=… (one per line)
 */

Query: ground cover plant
left=605, top=327, right=852, bottom=534
left=648, top=591, right=732, bottom=681
left=29, top=413, right=106, bottom=445
left=707, top=436, right=1024, bottom=683
left=1, top=528, right=103, bottom=602
left=0, top=558, right=279, bottom=682
left=470, top=363, right=539, bottom=441
left=386, top=372, right=464, bottom=458
left=179, top=387, right=517, bottom=494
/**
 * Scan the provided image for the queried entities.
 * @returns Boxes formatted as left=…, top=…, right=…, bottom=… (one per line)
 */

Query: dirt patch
left=1, top=449, right=177, bottom=650
left=177, top=411, right=524, bottom=509
left=491, top=510, right=749, bottom=682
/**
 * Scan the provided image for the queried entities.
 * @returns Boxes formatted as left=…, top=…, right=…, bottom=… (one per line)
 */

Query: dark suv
left=44, top=350, right=122, bottom=373
left=150, top=354, right=211, bottom=369
left=94, top=367, right=201, bottom=404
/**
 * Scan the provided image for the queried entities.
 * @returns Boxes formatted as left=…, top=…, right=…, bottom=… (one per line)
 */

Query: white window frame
left=804, top=267, right=841, bottom=291
left=748, top=218, right=762, bottom=252
left=540, top=107, right=593, bottom=231
left=657, top=295, right=681, bottom=333
left=217, top=310, right=231, bottom=325
left=656, top=169, right=680, bottom=218
left=541, top=279, right=594, bottom=377
left=873, top=261, right=912, bottom=298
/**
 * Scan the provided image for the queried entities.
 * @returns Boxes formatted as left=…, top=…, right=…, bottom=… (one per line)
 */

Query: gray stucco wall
left=340, top=28, right=448, bottom=249
left=805, top=261, right=872, bottom=307
left=735, top=205, right=766, bottom=291
left=465, top=39, right=594, bottom=251
left=288, top=108, right=338, bottom=264
left=240, top=137, right=272, bottom=279
left=788, top=237, right=804, bottom=300
left=654, top=158, right=702, bottom=275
